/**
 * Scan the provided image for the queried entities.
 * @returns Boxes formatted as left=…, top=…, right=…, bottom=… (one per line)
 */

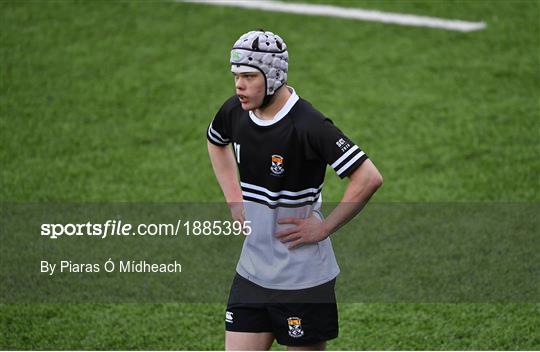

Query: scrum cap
left=230, top=30, right=288, bottom=101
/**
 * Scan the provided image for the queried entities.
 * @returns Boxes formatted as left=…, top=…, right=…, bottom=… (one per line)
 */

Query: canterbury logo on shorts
left=225, top=311, right=234, bottom=324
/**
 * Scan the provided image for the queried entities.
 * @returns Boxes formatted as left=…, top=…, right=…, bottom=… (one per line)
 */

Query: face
left=233, top=71, right=265, bottom=111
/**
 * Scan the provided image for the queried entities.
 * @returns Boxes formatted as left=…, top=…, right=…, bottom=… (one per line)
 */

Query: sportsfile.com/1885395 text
left=40, top=219, right=252, bottom=239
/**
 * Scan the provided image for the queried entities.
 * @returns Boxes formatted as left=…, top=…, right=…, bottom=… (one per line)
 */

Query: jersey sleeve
left=305, top=117, right=369, bottom=179
left=206, top=101, right=231, bottom=146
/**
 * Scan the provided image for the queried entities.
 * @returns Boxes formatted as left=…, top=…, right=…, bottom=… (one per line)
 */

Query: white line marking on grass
left=179, top=0, right=486, bottom=32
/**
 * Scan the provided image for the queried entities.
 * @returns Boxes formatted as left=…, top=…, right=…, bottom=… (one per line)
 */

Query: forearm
left=322, top=159, right=383, bottom=237
left=207, top=141, right=243, bottom=204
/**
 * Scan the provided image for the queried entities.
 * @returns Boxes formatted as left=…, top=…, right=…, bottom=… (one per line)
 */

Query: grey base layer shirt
left=236, top=199, right=340, bottom=290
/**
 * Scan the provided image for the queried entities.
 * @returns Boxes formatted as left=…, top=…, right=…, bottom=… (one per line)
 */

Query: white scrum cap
left=230, top=29, right=288, bottom=97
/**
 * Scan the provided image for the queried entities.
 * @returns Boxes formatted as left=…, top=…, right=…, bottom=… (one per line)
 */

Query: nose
left=235, top=76, right=245, bottom=91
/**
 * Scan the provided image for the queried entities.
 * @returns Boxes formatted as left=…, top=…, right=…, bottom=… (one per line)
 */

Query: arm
left=207, top=141, right=245, bottom=223
left=275, top=159, right=383, bottom=248
left=321, top=159, right=383, bottom=236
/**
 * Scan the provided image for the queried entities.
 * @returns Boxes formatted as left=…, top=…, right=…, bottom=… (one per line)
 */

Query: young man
left=207, top=30, right=383, bottom=350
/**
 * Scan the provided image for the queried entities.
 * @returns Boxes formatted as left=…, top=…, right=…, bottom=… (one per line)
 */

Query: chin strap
left=259, top=94, right=275, bottom=109
left=258, top=84, right=285, bottom=109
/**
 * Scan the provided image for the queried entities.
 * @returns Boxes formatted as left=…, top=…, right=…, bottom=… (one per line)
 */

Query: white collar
left=248, top=86, right=299, bottom=126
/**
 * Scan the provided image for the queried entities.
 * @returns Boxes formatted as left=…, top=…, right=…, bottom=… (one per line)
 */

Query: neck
left=255, top=86, right=291, bottom=120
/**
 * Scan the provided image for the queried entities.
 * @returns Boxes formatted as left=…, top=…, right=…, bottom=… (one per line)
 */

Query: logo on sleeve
left=270, top=154, right=285, bottom=175
left=336, top=138, right=351, bottom=152
left=287, top=317, right=304, bottom=338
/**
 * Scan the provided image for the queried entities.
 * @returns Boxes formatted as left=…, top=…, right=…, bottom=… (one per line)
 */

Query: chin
left=240, top=103, right=256, bottom=111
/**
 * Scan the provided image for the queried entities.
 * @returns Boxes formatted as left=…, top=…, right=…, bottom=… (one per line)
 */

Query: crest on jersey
left=287, top=317, right=304, bottom=338
left=270, top=154, right=285, bottom=175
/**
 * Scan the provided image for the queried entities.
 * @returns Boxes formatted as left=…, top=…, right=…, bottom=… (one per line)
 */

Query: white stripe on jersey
left=207, top=124, right=229, bottom=145
left=241, top=182, right=323, bottom=198
left=207, top=131, right=227, bottom=145
left=336, top=151, right=365, bottom=176
left=330, top=145, right=359, bottom=169
left=242, top=191, right=320, bottom=205
left=208, top=123, right=230, bottom=142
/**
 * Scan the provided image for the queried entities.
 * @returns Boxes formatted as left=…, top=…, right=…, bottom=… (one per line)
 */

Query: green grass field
left=1, top=0, right=539, bottom=350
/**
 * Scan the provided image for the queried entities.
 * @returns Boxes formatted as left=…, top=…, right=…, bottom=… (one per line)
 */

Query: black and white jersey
left=207, top=87, right=368, bottom=289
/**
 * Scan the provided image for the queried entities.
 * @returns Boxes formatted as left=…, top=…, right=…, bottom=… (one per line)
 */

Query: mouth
left=237, top=95, right=248, bottom=103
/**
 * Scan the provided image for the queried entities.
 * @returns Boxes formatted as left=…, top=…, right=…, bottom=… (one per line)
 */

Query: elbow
left=348, top=160, right=383, bottom=198
left=369, top=171, right=383, bottom=192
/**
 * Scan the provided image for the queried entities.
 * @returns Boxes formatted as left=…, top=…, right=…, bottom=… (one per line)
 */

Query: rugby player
left=207, top=29, right=383, bottom=351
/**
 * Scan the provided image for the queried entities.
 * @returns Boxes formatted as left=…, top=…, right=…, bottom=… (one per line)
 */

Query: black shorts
left=225, top=273, right=338, bottom=346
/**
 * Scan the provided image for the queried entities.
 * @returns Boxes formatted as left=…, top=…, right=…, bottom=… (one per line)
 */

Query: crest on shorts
left=287, top=317, right=304, bottom=338
left=270, top=154, right=285, bottom=175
